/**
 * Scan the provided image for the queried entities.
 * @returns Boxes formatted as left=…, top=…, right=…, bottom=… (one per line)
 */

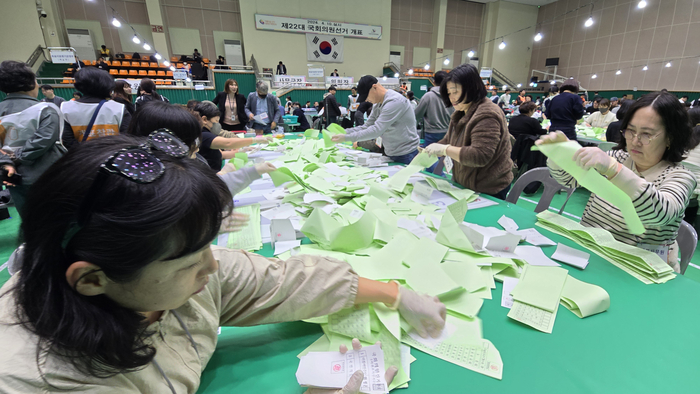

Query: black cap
left=356, top=75, right=378, bottom=103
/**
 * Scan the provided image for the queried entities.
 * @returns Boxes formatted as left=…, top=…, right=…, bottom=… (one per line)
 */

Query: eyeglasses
left=62, top=129, right=189, bottom=249
left=620, top=129, right=662, bottom=146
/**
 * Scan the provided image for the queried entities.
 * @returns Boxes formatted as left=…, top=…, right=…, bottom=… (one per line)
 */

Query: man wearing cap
left=331, top=75, right=420, bottom=164
left=610, top=96, right=620, bottom=114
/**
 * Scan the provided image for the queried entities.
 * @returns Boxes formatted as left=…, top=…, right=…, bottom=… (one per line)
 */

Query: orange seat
left=111, top=60, right=121, bottom=67
left=124, top=54, right=132, bottom=60
left=149, top=62, right=157, bottom=68
left=166, top=71, right=173, bottom=77
left=119, top=69, right=128, bottom=76
left=176, top=63, right=183, bottom=68
left=62, top=78, right=74, bottom=84
left=122, top=61, right=131, bottom=67
left=157, top=70, right=165, bottom=76
left=140, top=62, right=149, bottom=67
left=147, top=70, right=157, bottom=76
left=128, top=70, right=138, bottom=76
left=202, top=58, right=210, bottom=63
left=138, top=70, right=147, bottom=76
left=109, top=69, right=119, bottom=75
left=83, top=60, right=92, bottom=66
left=170, top=56, right=178, bottom=62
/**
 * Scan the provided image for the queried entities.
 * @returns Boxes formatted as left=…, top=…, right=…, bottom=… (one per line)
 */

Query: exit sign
left=151, top=25, right=164, bottom=33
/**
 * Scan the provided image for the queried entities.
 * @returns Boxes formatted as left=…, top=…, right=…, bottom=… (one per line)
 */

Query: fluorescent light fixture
left=534, top=32, right=542, bottom=42
left=407, top=69, right=414, bottom=75
left=616, top=69, right=622, bottom=75
left=642, top=65, right=648, bottom=71
left=424, top=64, right=430, bottom=70
left=665, top=62, right=672, bottom=68
left=443, top=58, right=450, bottom=65
left=111, top=17, right=121, bottom=27
left=163, top=60, right=170, bottom=66
left=155, top=53, right=162, bottom=60
left=132, top=35, right=140, bottom=44
left=499, top=40, right=506, bottom=50
left=517, top=83, right=522, bottom=88
left=143, top=43, right=151, bottom=51
left=467, top=50, right=475, bottom=58
left=638, top=1, right=647, bottom=9
left=591, top=74, right=597, bottom=79
left=585, top=17, right=594, bottom=27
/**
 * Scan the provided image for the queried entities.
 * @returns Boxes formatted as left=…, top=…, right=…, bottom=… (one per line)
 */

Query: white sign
left=420, top=85, right=428, bottom=91
left=273, top=75, right=307, bottom=86
left=480, top=69, right=492, bottom=78
left=308, top=68, right=324, bottom=78
left=173, top=71, right=188, bottom=80
left=326, top=77, right=354, bottom=86
left=255, top=14, right=382, bottom=40
left=50, top=50, right=76, bottom=64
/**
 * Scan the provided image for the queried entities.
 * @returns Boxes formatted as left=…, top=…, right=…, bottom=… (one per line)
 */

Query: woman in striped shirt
left=537, top=91, right=697, bottom=273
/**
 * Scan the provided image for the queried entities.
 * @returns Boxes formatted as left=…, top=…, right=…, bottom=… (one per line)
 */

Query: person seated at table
left=423, top=63, right=514, bottom=199
left=0, top=134, right=446, bottom=391
left=585, top=98, right=616, bottom=128
left=586, top=97, right=600, bottom=114
left=543, top=78, right=585, bottom=140
left=509, top=102, right=546, bottom=138
left=605, top=99, right=633, bottom=143
left=330, top=75, right=420, bottom=165
left=292, top=102, right=311, bottom=130
left=538, top=91, right=696, bottom=273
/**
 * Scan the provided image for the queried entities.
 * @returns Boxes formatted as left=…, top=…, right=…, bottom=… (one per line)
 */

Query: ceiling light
left=550, top=80, right=556, bottom=84
left=642, top=65, right=648, bottom=71
left=502, top=85, right=507, bottom=90
left=186, top=77, right=191, bottom=82
left=382, top=76, right=387, bottom=81
left=616, top=69, right=622, bottom=75
left=665, top=62, right=672, bottom=68
left=585, top=17, right=594, bottom=27
left=591, top=74, right=597, bottom=79
left=499, top=40, right=506, bottom=50
left=444, top=58, right=450, bottom=65
left=424, top=64, right=430, bottom=70
left=163, top=60, right=170, bottom=66
left=534, top=32, right=542, bottom=42
left=638, top=1, right=647, bottom=9
left=517, top=83, right=522, bottom=88
left=407, top=69, right=413, bottom=75
left=467, top=50, right=475, bottom=58
left=143, top=43, right=151, bottom=51
left=170, top=66, right=175, bottom=71
left=132, top=35, right=140, bottom=44
left=155, top=53, right=162, bottom=60
left=394, top=72, right=399, bottom=78
left=111, top=17, right=121, bottom=27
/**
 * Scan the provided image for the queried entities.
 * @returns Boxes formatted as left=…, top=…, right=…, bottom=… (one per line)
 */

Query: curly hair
left=0, top=60, right=36, bottom=93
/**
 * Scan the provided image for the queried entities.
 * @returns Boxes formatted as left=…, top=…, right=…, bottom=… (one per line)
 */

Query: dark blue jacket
left=543, top=92, right=584, bottom=140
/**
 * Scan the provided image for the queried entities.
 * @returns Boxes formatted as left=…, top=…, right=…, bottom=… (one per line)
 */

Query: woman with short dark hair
left=112, top=80, right=134, bottom=116
left=539, top=91, right=697, bottom=273
left=61, top=67, right=131, bottom=149
left=508, top=102, right=545, bottom=138
left=543, top=78, right=585, bottom=140
left=585, top=98, right=615, bottom=128
left=424, top=63, right=514, bottom=199
left=134, top=78, right=169, bottom=111
left=605, top=99, right=633, bottom=143
left=0, top=134, right=446, bottom=392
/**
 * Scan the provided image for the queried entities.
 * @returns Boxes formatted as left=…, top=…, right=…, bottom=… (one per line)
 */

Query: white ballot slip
left=501, top=277, right=519, bottom=308
left=296, top=344, right=388, bottom=394
left=551, top=243, right=591, bottom=269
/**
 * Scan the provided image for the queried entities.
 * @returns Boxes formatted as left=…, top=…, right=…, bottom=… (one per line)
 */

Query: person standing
left=423, top=64, right=514, bottom=199
left=40, top=85, right=65, bottom=107
left=498, top=88, right=512, bottom=107
left=406, top=91, right=418, bottom=110
left=276, top=61, right=287, bottom=75
left=245, top=81, right=279, bottom=135
left=331, top=75, right=420, bottom=165
left=330, top=69, right=339, bottom=77
left=213, top=79, right=247, bottom=134
left=543, top=78, right=585, bottom=140
left=0, top=61, right=65, bottom=217
left=324, top=85, right=341, bottom=126
left=415, top=70, right=454, bottom=148
left=284, top=96, right=293, bottom=114
left=541, top=86, right=558, bottom=115
left=134, top=78, right=170, bottom=111
left=347, top=87, right=359, bottom=127
left=515, top=89, right=527, bottom=105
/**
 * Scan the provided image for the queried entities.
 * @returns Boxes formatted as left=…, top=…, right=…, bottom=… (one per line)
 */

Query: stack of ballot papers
left=536, top=211, right=676, bottom=284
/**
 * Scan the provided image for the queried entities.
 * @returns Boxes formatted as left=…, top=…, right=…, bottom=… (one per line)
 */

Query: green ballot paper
left=534, top=141, right=644, bottom=235
left=387, top=152, right=438, bottom=192
left=304, top=129, right=320, bottom=139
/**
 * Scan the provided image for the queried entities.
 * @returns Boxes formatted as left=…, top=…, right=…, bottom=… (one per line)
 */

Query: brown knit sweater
left=437, top=98, right=513, bottom=194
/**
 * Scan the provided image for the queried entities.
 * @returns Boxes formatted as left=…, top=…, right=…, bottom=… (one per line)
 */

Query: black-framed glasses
left=62, top=129, right=189, bottom=249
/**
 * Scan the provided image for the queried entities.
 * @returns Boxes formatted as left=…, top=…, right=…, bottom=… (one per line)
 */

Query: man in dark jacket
left=324, top=85, right=341, bottom=126
left=292, top=102, right=311, bottom=130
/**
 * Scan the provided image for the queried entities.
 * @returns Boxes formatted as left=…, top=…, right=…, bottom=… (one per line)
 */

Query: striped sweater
left=549, top=149, right=697, bottom=273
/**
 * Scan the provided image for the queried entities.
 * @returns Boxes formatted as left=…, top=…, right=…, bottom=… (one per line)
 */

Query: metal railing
left=383, top=61, right=400, bottom=76
left=36, top=76, right=215, bottom=88
left=27, top=46, right=45, bottom=67
left=491, top=68, right=517, bottom=90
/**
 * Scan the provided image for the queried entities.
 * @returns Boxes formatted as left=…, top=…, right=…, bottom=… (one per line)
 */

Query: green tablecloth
left=198, top=197, right=700, bottom=393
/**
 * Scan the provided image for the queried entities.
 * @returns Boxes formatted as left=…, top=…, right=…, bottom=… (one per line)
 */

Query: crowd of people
left=0, top=56, right=699, bottom=392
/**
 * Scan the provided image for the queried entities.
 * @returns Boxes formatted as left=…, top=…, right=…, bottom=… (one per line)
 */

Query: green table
left=198, top=196, right=700, bottom=393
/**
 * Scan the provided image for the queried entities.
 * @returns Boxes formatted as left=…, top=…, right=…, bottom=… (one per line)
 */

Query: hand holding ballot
left=331, top=134, right=347, bottom=143
left=423, top=143, right=449, bottom=157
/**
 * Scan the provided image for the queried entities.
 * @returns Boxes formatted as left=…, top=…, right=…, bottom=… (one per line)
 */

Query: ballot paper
left=514, top=228, right=557, bottom=246
left=396, top=217, right=436, bottom=240
left=551, top=243, right=590, bottom=269
left=514, top=245, right=561, bottom=267
left=273, top=240, right=301, bottom=256
left=497, top=215, right=519, bottom=232
left=467, top=196, right=499, bottom=210
left=559, top=276, right=610, bottom=318
left=296, top=344, right=388, bottom=394
left=508, top=300, right=559, bottom=334
left=411, top=181, right=434, bottom=204
left=501, top=277, right=518, bottom=309
left=406, top=322, right=458, bottom=350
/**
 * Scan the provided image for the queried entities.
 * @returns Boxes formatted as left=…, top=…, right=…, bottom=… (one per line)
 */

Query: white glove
left=219, top=212, right=250, bottom=233
left=303, top=338, right=398, bottom=394
left=253, top=135, right=273, bottom=144
left=331, top=134, right=346, bottom=143
left=573, top=147, right=618, bottom=176
left=423, top=143, right=449, bottom=157
left=397, top=287, right=447, bottom=338
left=254, top=162, right=277, bottom=175
left=535, top=130, right=569, bottom=146
left=218, top=162, right=236, bottom=175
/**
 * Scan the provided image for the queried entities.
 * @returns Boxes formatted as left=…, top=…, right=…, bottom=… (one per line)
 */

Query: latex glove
left=397, top=286, right=447, bottom=338
left=303, top=339, right=398, bottom=394
left=535, top=130, right=569, bottom=146
left=254, top=162, right=277, bottom=175
left=331, top=134, right=346, bottom=143
left=2, top=165, right=16, bottom=187
left=219, top=212, right=250, bottom=233
left=253, top=135, right=273, bottom=144
left=218, top=162, right=236, bottom=175
left=573, top=147, right=618, bottom=176
left=424, top=143, right=449, bottom=157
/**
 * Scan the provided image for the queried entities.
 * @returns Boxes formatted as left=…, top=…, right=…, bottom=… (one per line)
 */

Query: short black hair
left=439, top=63, right=487, bottom=108
left=615, top=91, right=693, bottom=163
left=594, top=97, right=602, bottom=103
left=434, top=70, right=448, bottom=86
left=599, top=98, right=610, bottom=107
left=505, top=88, right=512, bottom=93
left=519, top=89, right=526, bottom=94
left=74, top=67, right=115, bottom=98
left=407, top=91, right=414, bottom=100
left=40, top=84, right=53, bottom=91
left=0, top=60, right=36, bottom=93
left=279, top=61, right=283, bottom=64
left=101, top=45, right=106, bottom=49
left=616, top=99, right=633, bottom=121
left=548, top=86, right=558, bottom=94
left=193, top=101, right=221, bottom=120
left=328, top=85, right=337, bottom=92
left=559, top=78, right=579, bottom=93
left=128, top=100, right=202, bottom=154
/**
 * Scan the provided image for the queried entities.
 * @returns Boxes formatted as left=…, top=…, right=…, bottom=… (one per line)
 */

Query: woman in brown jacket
left=424, top=63, right=514, bottom=199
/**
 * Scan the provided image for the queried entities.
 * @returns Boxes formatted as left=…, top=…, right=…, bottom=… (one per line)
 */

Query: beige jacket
left=0, top=247, right=359, bottom=393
